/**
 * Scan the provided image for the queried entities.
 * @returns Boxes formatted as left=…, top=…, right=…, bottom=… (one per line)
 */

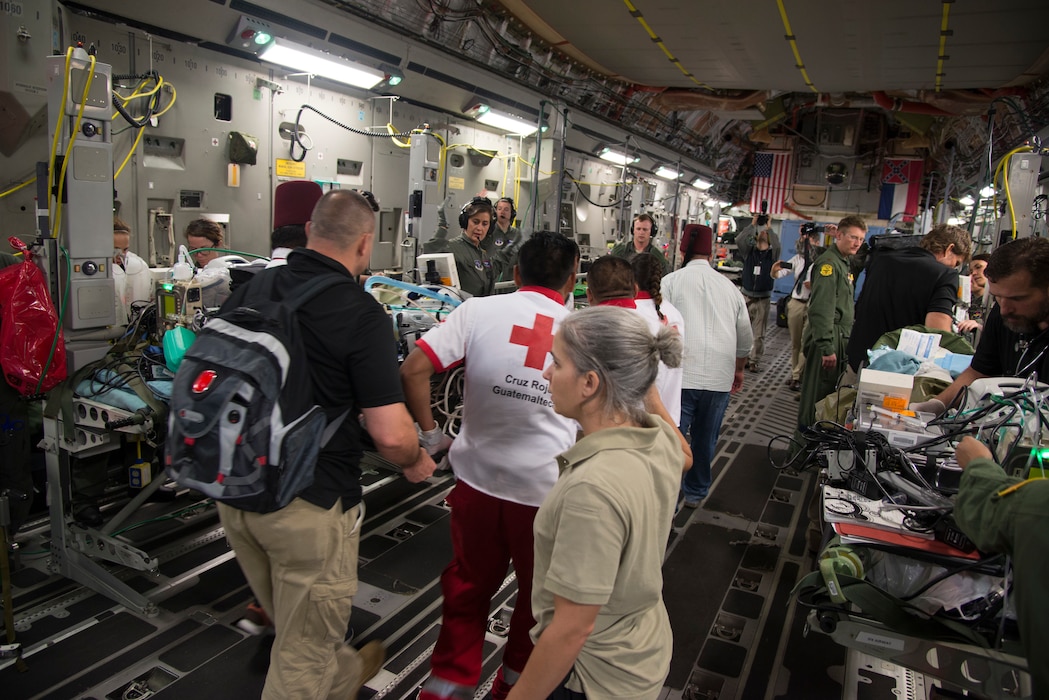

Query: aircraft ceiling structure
left=319, top=0, right=1049, bottom=209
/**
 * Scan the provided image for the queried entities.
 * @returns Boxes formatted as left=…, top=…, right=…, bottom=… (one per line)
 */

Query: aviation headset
left=818, top=543, right=865, bottom=604
left=633, top=214, right=657, bottom=238
left=496, top=197, right=517, bottom=221
left=459, top=196, right=494, bottom=229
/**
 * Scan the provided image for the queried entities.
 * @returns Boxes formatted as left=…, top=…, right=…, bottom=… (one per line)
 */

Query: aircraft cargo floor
left=3, top=321, right=922, bottom=700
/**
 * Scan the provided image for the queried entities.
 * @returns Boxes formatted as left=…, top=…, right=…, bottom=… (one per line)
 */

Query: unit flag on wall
left=877, top=158, right=924, bottom=220
left=750, top=151, right=794, bottom=215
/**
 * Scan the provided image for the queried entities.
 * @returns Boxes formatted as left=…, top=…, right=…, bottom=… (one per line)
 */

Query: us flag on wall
left=750, top=151, right=794, bottom=215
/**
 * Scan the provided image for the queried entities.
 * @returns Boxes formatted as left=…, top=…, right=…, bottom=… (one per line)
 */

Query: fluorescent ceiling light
left=959, top=195, right=975, bottom=207
left=598, top=146, right=639, bottom=166
left=259, top=38, right=385, bottom=89
left=705, top=199, right=731, bottom=208
left=655, top=166, right=681, bottom=180
left=463, top=102, right=539, bottom=135
left=692, top=177, right=713, bottom=190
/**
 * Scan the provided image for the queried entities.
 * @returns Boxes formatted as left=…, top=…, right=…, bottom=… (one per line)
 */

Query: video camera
left=756, top=199, right=769, bottom=227
left=800, top=222, right=825, bottom=236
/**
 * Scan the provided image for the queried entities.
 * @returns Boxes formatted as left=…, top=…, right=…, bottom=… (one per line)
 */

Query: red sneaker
left=490, top=666, right=518, bottom=700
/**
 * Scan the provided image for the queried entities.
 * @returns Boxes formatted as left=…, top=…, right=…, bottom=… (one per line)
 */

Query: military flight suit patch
left=474, top=259, right=483, bottom=270
left=819, top=264, right=833, bottom=277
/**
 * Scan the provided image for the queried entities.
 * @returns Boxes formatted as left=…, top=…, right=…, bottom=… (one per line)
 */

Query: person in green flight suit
left=609, top=214, right=670, bottom=275
left=485, top=197, right=523, bottom=284
left=953, top=436, right=1049, bottom=699
left=447, top=197, right=496, bottom=297
left=797, top=215, right=867, bottom=430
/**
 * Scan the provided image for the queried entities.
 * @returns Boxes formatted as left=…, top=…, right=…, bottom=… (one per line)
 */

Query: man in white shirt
left=661, top=224, right=752, bottom=508
left=402, top=232, right=580, bottom=700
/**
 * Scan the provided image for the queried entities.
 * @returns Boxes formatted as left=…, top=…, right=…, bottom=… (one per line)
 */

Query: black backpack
left=165, top=273, right=349, bottom=513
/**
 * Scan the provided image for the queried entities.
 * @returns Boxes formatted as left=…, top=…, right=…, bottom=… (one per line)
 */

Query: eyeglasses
left=354, top=190, right=380, bottom=212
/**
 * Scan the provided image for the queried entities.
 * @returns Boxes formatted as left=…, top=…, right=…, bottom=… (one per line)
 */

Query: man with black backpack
left=204, top=190, right=436, bottom=698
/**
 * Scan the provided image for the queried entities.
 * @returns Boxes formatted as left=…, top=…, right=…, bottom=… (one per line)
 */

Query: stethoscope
left=1015, top=327, right=1049, bottom=377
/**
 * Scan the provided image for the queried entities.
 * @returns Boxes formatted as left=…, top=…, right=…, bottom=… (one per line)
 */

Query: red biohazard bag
left=0, top=237, right=68, bottom=395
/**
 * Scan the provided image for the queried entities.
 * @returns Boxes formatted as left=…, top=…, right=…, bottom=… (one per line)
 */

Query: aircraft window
left=214, top=93, right=232, bottom=122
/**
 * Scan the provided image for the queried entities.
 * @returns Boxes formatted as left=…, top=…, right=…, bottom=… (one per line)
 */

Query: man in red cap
left=661, top=224, right=752, bottom=508
left=267, top=180, right=325, bottom=267
left=230, top=180, right=325, bottom=291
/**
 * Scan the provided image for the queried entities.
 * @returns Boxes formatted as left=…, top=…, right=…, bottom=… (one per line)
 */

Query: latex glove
left=909, top=398, right=945, bottom=416
left=437, top=194, right=454, bottom=229
left=419, top=425, right=453, bottom=457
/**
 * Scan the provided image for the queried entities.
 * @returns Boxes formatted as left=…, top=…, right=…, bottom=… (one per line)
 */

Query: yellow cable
left=115, top=123, right=146, bottom=180
left=47, top=48, right=73, bottom=228
left=776, top=0, right=818, bottom=93
left=1002, top=157, right=1016, bottom=237
left=53, top=52, right=96, bottom=240
left=112, top=75, right=157, bottom=119
left=112, top=76, right=175, bottom=180
left=995, top=146, right=1032, bottom=238
left=0, top=177, right=36, bottom=199
left=437, top=143, right=447, bottom=191
left=152, top=81, right=176, bottom=116
left=386, top=123, right=411, bottom=148
left=503, top=153, right=511, bottom=197
left=934, top=2, right=951, bottom=93
left=511, top=155, right=521, bottom=210
left=621, top=0, right=710, bottom=89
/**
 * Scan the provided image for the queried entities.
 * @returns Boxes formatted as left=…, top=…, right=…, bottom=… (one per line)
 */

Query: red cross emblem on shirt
left=509, top=314, right=555, bottom=370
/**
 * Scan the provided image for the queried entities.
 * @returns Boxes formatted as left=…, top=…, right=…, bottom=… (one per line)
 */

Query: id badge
left=753, top=265, right=762, bottom=276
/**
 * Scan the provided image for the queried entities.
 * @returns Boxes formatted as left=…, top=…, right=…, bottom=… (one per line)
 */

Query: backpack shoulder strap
left=283, top=274, right=353, bottom=312
left=283, top=273, right=354, bottom=446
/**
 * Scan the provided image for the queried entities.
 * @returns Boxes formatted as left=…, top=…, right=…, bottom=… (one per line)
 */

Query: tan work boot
left=349, top=640, right=386, bottom=698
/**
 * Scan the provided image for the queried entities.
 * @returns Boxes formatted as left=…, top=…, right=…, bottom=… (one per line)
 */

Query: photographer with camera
left=771, top=222, right=828, bottom=391
left=736, top=202, right=781, bottom=373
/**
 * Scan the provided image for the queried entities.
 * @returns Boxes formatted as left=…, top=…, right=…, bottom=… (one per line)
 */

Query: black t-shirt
left=971, top=305, right=1049, bottom=381
left=847, top=247, right=959, bottom=370
left=221, top=248, right=404, bottom=510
